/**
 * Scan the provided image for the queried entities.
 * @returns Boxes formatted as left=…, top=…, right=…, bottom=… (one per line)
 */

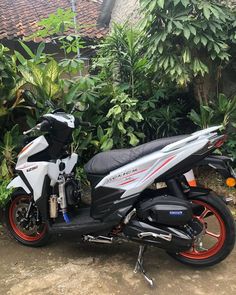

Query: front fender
left=7, top=176, right=31, bottom=194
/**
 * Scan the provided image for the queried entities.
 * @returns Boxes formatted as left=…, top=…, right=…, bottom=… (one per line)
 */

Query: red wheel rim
left=180, top=200, right=226, bottom=260
left=9, top=195, right=47, bottom=242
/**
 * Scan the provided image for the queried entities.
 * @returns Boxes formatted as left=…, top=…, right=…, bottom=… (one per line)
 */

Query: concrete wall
left=110, top=0, right=236, bottom=26
left=110, top=0, right=140, bottom=26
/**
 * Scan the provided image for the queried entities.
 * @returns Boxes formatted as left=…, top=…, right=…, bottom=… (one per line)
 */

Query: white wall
left=110, top=0, right=140, bottom=26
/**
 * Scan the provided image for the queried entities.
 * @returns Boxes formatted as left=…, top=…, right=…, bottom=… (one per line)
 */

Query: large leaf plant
left=140, top=0, right=236, bottom=104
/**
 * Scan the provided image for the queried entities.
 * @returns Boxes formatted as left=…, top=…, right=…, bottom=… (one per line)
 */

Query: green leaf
left=14, top=50, right=27, bottom=66
left=174, top=21, right=183, bottom=30
left=183, top=28, right=190, bottom=40
left=30, top=63, right=43, bottom=86
left=183, top=49, right=190, bottom=63
left=64, top=83, right=80, bottom=104
left=124, top=111, right=132, bottom=122
left=181, top=0, right=190, bottom=8
left=35, top=42, right=45, bottom=60
left=44, top=79, right=59, bottom=98
left=193, top=36, right=200, bottom=45
left=101, top=138, right=113, bottom=151
left=209, top=6, right=219, bottom=18
left=201, top=36, right=208, bottom=46
left=97, top=126, right=104, bottom=140
left=44, top=59, right=58, bottom=82
left=117, top=122, right=127, bottom=134
left=214, top=44, right=220, bottom=54
left=158, top=0, right=165, bottom=9
left=188, top=25, right=196, bottom=35
left=203, top=6, right=211, bottom=20
left=19, top=67, right=36, bottom=85
left=128, top=133, right=139, bottom=146
left=149, top=0, right=157, bottom=11
left=19, top=41, right=35, bottom=58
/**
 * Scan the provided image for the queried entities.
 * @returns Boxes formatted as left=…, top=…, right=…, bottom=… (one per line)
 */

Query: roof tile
left=0, top=0, right=108, bottom=41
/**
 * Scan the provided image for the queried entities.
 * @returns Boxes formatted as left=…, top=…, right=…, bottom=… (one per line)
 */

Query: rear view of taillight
left=214, top=134, right=227, bottom=148
left=226, top=177, right=236, bottom=187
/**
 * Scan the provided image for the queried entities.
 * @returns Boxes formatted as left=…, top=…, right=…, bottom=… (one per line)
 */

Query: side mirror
left=74, top=101, right=89, bottom=112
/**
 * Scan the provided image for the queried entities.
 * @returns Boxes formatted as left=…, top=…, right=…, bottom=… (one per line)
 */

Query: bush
left=0, top=180, right=13, bottom=207
left=140, top=0, right=236, bottom=104
left=189, top=93, right=236, bottom=161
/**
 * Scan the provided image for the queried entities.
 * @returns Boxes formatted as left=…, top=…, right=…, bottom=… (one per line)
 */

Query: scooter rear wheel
left=5, top=194, right=50, bottom=247
left=168, top=194, right=235, bottom=267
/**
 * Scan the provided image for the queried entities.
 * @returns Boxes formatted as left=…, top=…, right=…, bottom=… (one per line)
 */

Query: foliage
left=149, top=105, right=183, bottom=137
left=94, top=24, right=149, bottom=99
left=0, top=125, right=22, bottom=180
left=189, top=93, right=236, bottom=159
left=94, top=24, right=191, bottom=141
left=28, top=8, right=85, bottom=73
left=0, top=179, right=13, bottom=207
left=0, top=45, right=28, bottom=118
left=104, top=91, right=144, bottom=149
left=140, top=0, right=236, bottom=103
left=0, top=3, right=235, bottom=189
left=32, top=8, right=76, bottom=38
left=222, top=132, right=236, bottom=160
left=189, top=93, right=236, bottom=129
left=0, top=44, right=17, bottom=100
left=0, top=45, right=35, bottom=169
left=211, top=93, right=236, bottom=127
left=18, top=59, right=62, bottom=102
left=189, top=105, right=214, bottom=129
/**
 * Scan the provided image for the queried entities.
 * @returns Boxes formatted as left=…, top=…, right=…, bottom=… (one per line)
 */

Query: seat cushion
left=84, top=135, right=188, bottom=175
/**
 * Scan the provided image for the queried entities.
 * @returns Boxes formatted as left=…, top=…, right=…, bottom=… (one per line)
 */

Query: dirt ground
left=0, top=228, right=235, bottom=295
left=0, top=169, right=236, bottom=295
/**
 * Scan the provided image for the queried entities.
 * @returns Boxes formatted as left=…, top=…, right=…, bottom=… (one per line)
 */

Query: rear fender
left=198, top=156, right=235, bottom=179
left=187, top=186, right=230, bottom=205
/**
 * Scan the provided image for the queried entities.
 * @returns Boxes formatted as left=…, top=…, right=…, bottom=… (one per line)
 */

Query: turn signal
left=226, top=177, right=236, bottom=187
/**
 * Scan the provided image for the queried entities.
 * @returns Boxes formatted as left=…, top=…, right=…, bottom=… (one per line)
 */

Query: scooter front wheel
left=168, top=194, right=235, bottom=267
left=5, top=194, right=50, bottom=247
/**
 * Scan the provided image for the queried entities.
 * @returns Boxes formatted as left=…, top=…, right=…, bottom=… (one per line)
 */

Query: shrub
left=140, top=0, right=236, bottom=104
left=189, top=93, right=236, bottom=161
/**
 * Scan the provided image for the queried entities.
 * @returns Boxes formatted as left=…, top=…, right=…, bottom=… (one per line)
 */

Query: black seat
left=84, top=135, right=188, bottom=175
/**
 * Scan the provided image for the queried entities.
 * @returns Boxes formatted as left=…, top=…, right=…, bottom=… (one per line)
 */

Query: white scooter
left=3, top=102, right=235, bottom=286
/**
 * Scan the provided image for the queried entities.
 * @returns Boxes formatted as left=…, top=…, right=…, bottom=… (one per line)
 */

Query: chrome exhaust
left=83, top=235, right=113, bottom=244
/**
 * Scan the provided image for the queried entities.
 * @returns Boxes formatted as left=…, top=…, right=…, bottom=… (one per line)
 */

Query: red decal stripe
left=119, top=178, right=138, bottom=186
left=144, top=156, right=175, bottom=181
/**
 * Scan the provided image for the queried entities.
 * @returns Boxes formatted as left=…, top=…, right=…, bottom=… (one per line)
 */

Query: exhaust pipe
left=83, top=235, right=113, bottom=244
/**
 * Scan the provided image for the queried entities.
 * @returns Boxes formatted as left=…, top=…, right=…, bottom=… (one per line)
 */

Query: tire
left=168, top=193, right=235, bottom=267
left=4, top=194, right=51, bottom=247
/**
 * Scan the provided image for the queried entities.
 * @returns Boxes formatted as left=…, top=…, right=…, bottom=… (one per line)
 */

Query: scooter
left=3, top=103, right=235, bottom=286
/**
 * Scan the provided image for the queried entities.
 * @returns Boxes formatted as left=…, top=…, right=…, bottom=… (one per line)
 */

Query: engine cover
left=137, top=195, right=192, bottom=226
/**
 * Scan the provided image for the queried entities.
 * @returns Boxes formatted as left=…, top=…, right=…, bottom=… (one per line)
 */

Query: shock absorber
left=58, top=176, right=70, bottom=223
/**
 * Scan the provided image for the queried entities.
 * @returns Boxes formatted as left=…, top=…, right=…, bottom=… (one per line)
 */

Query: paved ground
left=0, top=228, right=235, bottom=295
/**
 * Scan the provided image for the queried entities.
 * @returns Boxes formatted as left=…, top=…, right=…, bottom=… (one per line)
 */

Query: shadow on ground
left=0, top=229, right=235, bottom=295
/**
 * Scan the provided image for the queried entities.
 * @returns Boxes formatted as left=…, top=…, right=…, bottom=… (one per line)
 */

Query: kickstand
left=134, top=245, right=154, bottom=287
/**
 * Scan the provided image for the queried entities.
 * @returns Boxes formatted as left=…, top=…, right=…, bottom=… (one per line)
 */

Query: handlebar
left=23, top=117, right=91, bottom=135
left=23, top=123, right=42, bottom=135
left=74, top=117, right=91, bottom=128
left=23, top=120, right=51, bottom=135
